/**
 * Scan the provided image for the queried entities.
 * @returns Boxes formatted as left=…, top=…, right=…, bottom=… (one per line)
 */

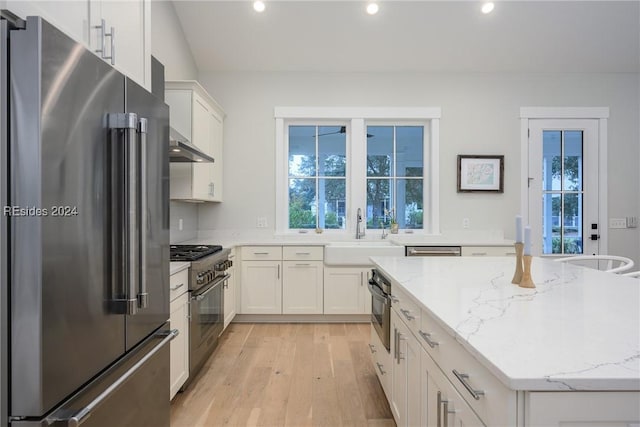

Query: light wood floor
left=170, top=323, right=395, bottom=427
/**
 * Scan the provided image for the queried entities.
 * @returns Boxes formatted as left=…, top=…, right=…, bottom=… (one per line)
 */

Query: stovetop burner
left=170, top=245, right=223, bottom=262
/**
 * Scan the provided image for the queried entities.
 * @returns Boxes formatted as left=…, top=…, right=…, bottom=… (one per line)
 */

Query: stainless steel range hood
left=169, top=127, right=215, bottom=163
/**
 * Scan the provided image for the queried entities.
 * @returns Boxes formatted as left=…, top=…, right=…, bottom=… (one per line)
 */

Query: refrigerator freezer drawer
left=11, top=325, right=176, bottom=427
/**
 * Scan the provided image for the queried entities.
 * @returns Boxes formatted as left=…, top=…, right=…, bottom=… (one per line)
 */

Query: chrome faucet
left=380, top=221, right=388, bottom=239
left=356, top=208, right=365, bottom=239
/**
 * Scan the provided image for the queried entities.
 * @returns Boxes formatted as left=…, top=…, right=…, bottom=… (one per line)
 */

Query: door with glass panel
left=366, top=125, right=425, bottom=230
left=528, top=119, right=599, bottom=256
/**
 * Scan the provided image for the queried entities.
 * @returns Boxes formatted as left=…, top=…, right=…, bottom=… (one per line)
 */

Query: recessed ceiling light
left=171, top=148, right=181, bottom=152
left=253, top=0, right=265, bottom=13
left=196, top=159, right=203, bottom=162
left=366, top=2, right=379, bottom=15
left=481, top=2, right=495, bottom=14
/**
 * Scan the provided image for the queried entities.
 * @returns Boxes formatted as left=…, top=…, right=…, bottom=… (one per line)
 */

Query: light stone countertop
left=370, top=255, right=640, bottom=391
left=178, top=229, right=514, bottom=249
left=170, top=261, right=190, bottom=276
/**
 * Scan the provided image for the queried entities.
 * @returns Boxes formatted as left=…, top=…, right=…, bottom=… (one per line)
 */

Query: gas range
left=170, top=244, right=223, bottom=262
left=170, top=245, right=231, bottom=291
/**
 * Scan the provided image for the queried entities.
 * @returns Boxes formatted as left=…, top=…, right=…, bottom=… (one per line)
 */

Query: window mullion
left=315, top=126, right=319, bottom=229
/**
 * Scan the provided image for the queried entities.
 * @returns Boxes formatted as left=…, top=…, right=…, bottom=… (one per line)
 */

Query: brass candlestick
left=511, top=242, right=524, bottom=285
left=519, top=255, right=536, bottom=288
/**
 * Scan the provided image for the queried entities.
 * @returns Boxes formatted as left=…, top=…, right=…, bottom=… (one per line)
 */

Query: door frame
left=519, top=107, right=609, bottom=256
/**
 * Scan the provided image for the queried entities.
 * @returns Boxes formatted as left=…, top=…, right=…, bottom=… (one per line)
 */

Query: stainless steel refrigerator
left=0, top=14, right=173, bottom=427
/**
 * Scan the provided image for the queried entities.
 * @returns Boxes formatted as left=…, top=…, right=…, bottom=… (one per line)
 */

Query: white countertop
left=177, top=229, right=514, bottom=249
left=170, top=261, right=190, bottom=275
left=370, top=256, right=640, bottom=391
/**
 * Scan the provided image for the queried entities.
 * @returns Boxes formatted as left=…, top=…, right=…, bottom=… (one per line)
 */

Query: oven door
left=189, top=275, right=226, bottom=377
left=368, top=281, right=391, bottom=351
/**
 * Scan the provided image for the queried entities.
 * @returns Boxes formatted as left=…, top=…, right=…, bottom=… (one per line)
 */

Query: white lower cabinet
left=421, top=349, right=484, bottom=427
left=369, top=325, right=391, bottom=399
left=223, top=250, right=236, bottom=329
left=169, top=269, right=189, bottom=400
left=240, top=260, right=282, bottom=314
left=282, top=261, right=323, bottom=314
left=390, top=309, right=422, bottom=427
left=525, top=391, right=640, bottom=426
left=323, top=267, right=371, bottom=314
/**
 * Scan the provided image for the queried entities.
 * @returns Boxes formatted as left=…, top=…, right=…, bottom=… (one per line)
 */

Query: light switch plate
left=257, top=217, right=268, bottom=228
left=627, top=217, right=638, bottom=228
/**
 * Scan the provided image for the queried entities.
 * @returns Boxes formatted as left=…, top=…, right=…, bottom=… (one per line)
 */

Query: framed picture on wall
left=457, top=155, right=504, bottom=193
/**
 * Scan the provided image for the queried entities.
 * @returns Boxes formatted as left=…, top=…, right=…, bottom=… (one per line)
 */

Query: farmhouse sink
left=324, top=241, right=404, bottom=266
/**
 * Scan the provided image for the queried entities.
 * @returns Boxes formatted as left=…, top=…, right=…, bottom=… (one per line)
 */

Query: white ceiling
left=173, top=0, right=640, bottom=73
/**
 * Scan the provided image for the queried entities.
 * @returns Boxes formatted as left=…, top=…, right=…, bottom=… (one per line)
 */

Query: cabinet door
left=406, top=330, right=422, bottom=427
left=240, top=261, right=282, bottom=314
left=421, top=348, right=485, bottom=427
left=209, top=111, right=224, bottom=201
left=91, top=0, right=150, bottom=89
left=390, top=310, right=407, bottom=426
left=526, top=392, right=640, bottom=426
left=223, top=266, right=236, bottom=329
left=191, top=94, right=215, bottom=201
left=169, top=293, right=189, bottom=399
left=6, top=1, right=90, bottom=46
left=282, top=261, right=323, bottom=314
left=323, top=267, right=367, bottom=314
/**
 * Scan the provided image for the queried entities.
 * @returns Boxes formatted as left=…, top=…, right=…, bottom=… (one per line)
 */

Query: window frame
left=275, top=107, right=441, bottom=236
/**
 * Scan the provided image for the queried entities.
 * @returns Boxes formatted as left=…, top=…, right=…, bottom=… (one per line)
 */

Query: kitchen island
left=369, top=256, right=640, bottom=426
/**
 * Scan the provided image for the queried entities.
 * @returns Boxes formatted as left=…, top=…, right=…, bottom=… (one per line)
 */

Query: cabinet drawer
left=369, top=325, right=391, bottom=399
left=461, top=246, right=516, bottom=257
left=170, top=269, right=189, bottom=302
left=419, top=310, right=516, bottom=426
left=391, top=285, right=421, bottom=333
left=283, top=246, right=323, bottom=261
left=241, top=246, right=282, bottom=261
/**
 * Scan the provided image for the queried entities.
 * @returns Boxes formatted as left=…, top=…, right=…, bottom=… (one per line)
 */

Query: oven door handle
left=192, top=274, right=228, bottom=301
left=368, top=282, right=389, bottom=301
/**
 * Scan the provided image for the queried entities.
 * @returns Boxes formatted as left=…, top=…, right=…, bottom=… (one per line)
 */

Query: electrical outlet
left=609, top=218, right=626, bottom=229
left=462, top=218, right=470, bottom=229
left=178, top=218, right=183, bottom=231
left=627, top=216, right=638, bottom=228
left=257, top=217, right=268, bottom=228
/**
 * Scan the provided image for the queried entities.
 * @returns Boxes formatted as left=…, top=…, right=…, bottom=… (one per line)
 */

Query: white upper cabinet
left=5, top=1, right=90, bottom=46
left=166, top=81, right=226, bottom=202
left=90, top=0, right=151, bottom=89
left=6, top=0, right=150, bottom=90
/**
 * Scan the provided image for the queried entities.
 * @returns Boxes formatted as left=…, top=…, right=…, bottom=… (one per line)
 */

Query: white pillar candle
left=524, top=226, right=532, bottom=255
left=515, top=215, right=523, bottom=242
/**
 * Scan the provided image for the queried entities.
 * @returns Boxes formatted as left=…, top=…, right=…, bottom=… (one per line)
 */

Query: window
left=366, top=125, right=424, bottom=229
left=275, top=107, right=441, bottom=235
left=287, top=125, right=346, bottom=230
left=541, top=130, right=584, bottom=254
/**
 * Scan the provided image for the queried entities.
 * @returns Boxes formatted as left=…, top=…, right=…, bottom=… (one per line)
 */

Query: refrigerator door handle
left=64, top=329, right=179, bottom=427
left=109, top=113, right=139, bottom=315
left=137, top=118, right=148, bottom=309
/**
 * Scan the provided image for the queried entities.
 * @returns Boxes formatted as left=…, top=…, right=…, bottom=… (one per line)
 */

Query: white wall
left=150, top=0, right=200, bottom=243
left=197, top=71, right=640, bottom=264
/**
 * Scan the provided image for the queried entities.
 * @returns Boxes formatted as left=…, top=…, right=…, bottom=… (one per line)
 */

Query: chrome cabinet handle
left=209, top=182, right=214, bottom=196
left=100, top=22, right=115, bottom=65
left=452, top=369, right=485, bottom=400
left=393, top=328, right=398, bottom=361
left=400, top=308, right=415, bottom=321
left=254, top=252, right=269, bottom=255
left=187, top=300, right=191, bottom=320
left=397, top=333, right=405, bottom=362
left=66, top=330, right=178, bottom=426
left=94, top=19, right=106, bottom=57
left=471, top=252, right=487, bottom=256
left=295, top=252, right=311, bottom=255
left=368, top=343, right=376, bottom=354
left=295, top=263, right=310, bottom=266
left=170, top=283, right=184, bottom=291
left=418, top=330, right=440, bottom=348
left=277, top=264, right=280, bottom=279
left=443, top=398, right=455, bottom=427
left=390, top=295, right=399, bottom=304
left=376, top=362, right=386, bottom=375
